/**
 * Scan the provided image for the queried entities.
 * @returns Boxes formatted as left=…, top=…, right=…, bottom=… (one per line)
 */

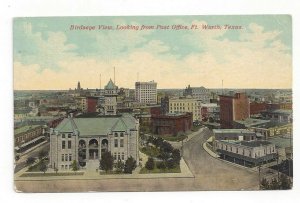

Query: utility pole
left=114, top=67, right=115, bottom=84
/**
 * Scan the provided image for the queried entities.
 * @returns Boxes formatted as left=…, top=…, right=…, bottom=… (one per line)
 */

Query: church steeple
left=104, top=79, right=118, bottom=115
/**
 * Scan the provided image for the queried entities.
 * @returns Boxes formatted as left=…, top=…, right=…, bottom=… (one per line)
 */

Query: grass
left=27, top=159, right=49, bottom=172
left=140, top=146, right=160, bottom=157
left=160, top=135, right=187, bottom=142
left=20, top=172, right=84, bottom=177
left=191, top=125, right=201, bottom=132
left=139, top=164, right=181, bottom=174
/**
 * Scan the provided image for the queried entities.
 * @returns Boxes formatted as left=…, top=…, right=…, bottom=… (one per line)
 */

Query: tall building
left=168, top=97, right=201, bottom=122
left=104, top=79, right=118, bottom=115
left=183, top=85, right=210, bottom=103
left=219, top=92, right=250, bottom=128
left=135, top=81, right=157, bottom=104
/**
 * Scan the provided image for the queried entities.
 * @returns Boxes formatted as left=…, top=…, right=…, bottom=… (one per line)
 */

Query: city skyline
left=14, top=15, right=292, bottom=90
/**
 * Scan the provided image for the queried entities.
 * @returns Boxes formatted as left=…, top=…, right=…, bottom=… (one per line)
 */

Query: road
left=15, top=129, right=259, bottom=192
left=14, top=142, right=50, bottom=173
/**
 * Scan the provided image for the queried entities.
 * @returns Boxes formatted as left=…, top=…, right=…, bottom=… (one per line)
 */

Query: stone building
left=135, top=81, right=157, bottom=104
left=49, top=114, right=139, bottom=171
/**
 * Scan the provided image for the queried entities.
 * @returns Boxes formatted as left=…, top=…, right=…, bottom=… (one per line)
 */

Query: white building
left=135, top=81, right=157, bottom=105
left=169, top=97, right=201, bottom=122
left=213, top=140, right=277, bottom=167
left=104, top=79, right=118, bottom=115
left=183, top=85, right=211, bottom=103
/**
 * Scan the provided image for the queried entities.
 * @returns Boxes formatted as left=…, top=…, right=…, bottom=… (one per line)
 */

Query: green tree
left=26, top=157, right=36, bottom=166
left=38, top=150, right=48, bottom=160
left=156, top=161, right=166, bottom=170
left=100, top=151, right=114, bottom=172
left=115, top=160, right=125, bottom=173
left=260, top=178, right=269, bottom=190
left=279, top=174, right=292, bottom=189
left=145, top=157, right=155, bottom=170
left=39, top=160, right=48, bottom=174
left=124, top=156, right=137, bottom=174
left=71, top=160, right=79, bottom=174
left=166, top=158, right=175, bottom=169
left=172, top=149, right=181, bottom=165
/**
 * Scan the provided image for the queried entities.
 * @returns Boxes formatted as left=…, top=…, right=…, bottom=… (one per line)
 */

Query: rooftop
left=213, top=129, right=255, bottom=134
left=219, top=140, right=273, bottom=147
left=252, top=122, right=291, bottom=129
left=105, top=79, right=117, bottom=90
left=234, top=118, right=270, bottom=127
left=14, top=125, right=42, bottom=135
left=55, top=114, right=137, bottom=136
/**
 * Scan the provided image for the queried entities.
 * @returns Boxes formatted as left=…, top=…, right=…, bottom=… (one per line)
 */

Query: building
left=135, top=81, right=157, bottom=104
left=49, top=114, right=139, bottom=171
left=219, top=92, right=250, bottom=128
left=14, top=125, right=46, bottom=153
left=199, top=103, right=220, bottom=122
left=104, top=79, right=118, bottom=115
left=250, top=102, right=267, bottom=115
left=86, top=96, right=98, bottom=113
left=75, top=96, right=87, bottom=112
left=160, top=96, right=169, bottom=115
left=214, top=140, right=277, bottom=167
left=183, top=85, right=210, bottom=103
left=151, top=112, right=193, bottom=136
left=249, top=122, right=293, bottom=139
left=213, top=129, right=257, bottom=141
left=169, top=97, right=201, bottom=122
left=261, top=109, right=292, bottom=123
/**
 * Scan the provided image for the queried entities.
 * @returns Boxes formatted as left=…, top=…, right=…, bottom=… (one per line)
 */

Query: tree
left=124, top=156, right=137, bottom=174
left=100, top=151, right=114, bottom=172
left=145, top=157, right=155, bottom=170
left=172, top=149, right=181, bottom=165
left=71, top=160, right=79, bottom=174
left=115, top=160, right=125, bottom=173
left=279, top=174, right=292, bottom=189
left=260, top=178, right=269, bottom=190
left=269, top=178, right=280, bottom=190
left=156, top=161, right=166, bottom=170
left=39, top=160, right=48, bottom=174
left=166, top=158, right=175, bottom=169
left=38, top=150, right=48, bottom=160
left=26, top=157, right=36, bottom=166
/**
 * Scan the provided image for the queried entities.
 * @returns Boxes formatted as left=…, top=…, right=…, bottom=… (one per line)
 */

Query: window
left=61, top=154, right=64, bottom=161
left=69, top=154, right=72, bottom=161
left=65, top=154, right=68, bottom=162
left=114, top=139, right=118, bottom=147
left=68, top=140, right=72, bottom=149
left=121, top=152, right=125, bottom=160
left=118, top=153, right=121, bottom=160
left=62, top=141, right=66, bottom=149
left=120, top=139, right=124, bottom=147
left=114, top=133, right=118, bottom=137
left=68, top=134, right=72, bottom=138
left=120, top=133, right=124, bottom=137
left=61, top=165, right=64, bottom=169
left=62, top=134, right=65, bottom=138
left=114, top=153, right=117, bottom=160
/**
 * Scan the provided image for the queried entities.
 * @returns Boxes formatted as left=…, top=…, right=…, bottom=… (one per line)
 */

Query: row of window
left=114, top=152, right=125, bottom=160
left=114, top=139, right=124, bottom=147
left=61, top=153, right=72, bottom=162
left=62, top=140, right=72, bottom=149
left=61, top=164, right=72, bottom=170
left=170, top=102, right=199, bottom=106
left=62, top=133, right=72, bottom=138
left=114, top=133, right=124, bottom=137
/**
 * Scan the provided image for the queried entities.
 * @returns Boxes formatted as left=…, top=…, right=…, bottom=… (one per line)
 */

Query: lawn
left=20, top=172, right=84, bottom=177
left=160, top=135, right=187, bottom=142
left=27, top=160, right=49, bottom=172
left=139, top=165, right=181, bottom=174
left=140, top=146, right=160, bottom=157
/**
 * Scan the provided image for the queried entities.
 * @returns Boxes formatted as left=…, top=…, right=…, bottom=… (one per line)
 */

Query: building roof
left=105, top=79, right=117, bottom=90
left=14, top=125, right=42, bottom=135
left=55, top=115, right=137, bottom=136
left=218, top=140, right=273, bottom=147
left=213, top=129, right=255, bottom=135
left=252, top=121, right=291, bottom=129
left=234, top=118, right=270, bottom=127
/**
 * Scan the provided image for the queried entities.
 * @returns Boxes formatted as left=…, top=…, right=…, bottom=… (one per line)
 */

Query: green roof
left=105, top=79, right=117, bottom=90
left=14, top=125, right=41, bottom=135
left=55, top=115, right=136, bottom=136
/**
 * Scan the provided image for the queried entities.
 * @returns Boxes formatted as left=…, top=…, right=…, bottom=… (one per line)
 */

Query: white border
left=1, top=0, right=299, bottom=202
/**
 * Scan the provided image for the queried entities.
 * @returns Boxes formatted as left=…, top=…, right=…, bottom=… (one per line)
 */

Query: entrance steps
left=86, top=159, right=100, bottom=173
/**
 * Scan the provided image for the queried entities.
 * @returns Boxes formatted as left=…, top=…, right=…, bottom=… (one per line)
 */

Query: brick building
left=219, top=93, right=250, bottom=128
left=250, top=102, right=267, bottom=115
left=86, top=96, right=98, bottom=113
left=151, top=112, right=192, bottom=136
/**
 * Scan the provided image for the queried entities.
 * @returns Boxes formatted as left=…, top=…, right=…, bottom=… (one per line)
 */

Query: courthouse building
left=49, top=80, right=139, bottom=171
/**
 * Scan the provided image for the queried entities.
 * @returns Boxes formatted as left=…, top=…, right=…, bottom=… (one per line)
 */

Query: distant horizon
left=14, top=16, right=292, bottom=90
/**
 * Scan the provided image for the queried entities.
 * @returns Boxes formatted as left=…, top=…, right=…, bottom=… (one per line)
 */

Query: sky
left=13, top=15, right=292, bottom=90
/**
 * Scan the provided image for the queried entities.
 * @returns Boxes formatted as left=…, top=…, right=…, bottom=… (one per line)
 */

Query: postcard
left=13, top=15, right=293, bottom=192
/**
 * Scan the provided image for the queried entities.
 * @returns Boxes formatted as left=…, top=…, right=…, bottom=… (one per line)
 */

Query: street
left=15, top=129, right=259, bottom=192
left=14, top=142, right=50, bottom=173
